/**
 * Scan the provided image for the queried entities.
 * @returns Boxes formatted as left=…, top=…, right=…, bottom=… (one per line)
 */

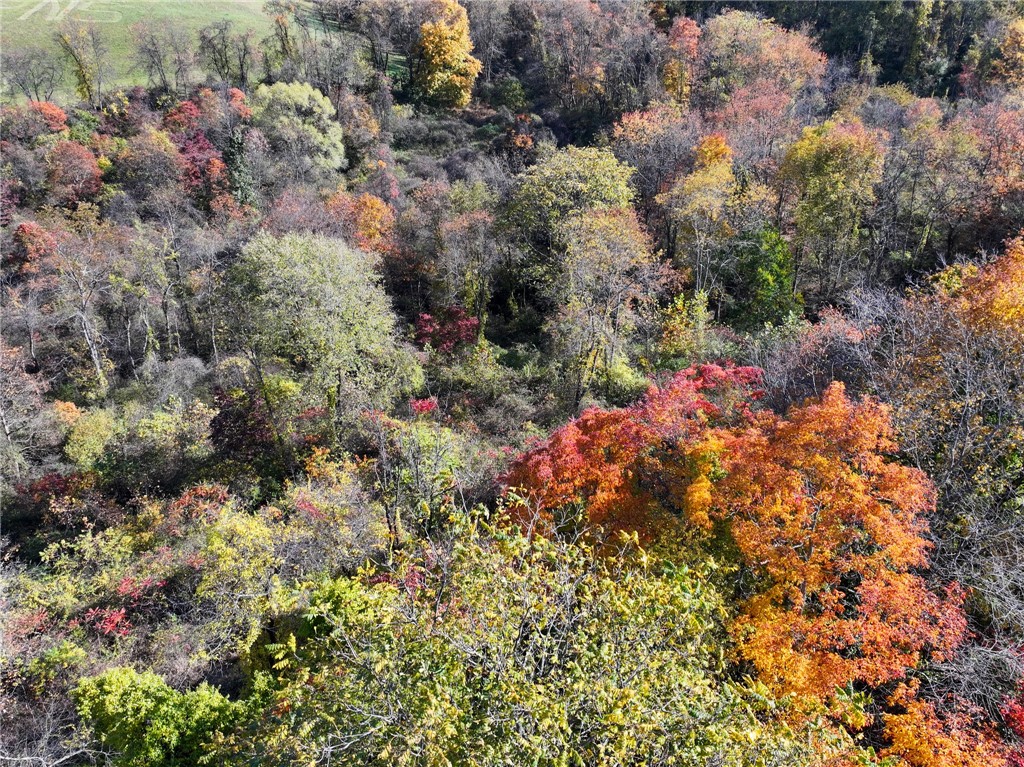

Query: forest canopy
left=3, top=1, right=1024, bottom=766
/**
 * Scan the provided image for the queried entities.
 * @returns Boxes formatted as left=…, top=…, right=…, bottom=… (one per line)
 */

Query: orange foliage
left=954, top=236, right=1024, bottom=330
left=719, top=384, right=965, bottom=700
left=504, top=364, right=762, bottom=538
left=882, top=682, right=1009, bottom=767
left=694, top=133, right=732, bottom=168
left=29, top=101, right=68, bottom=133
left=326, top=190, right=397, bottom=255
left=612, top=102, right=684, bottom=147
left=507, top=375, right=967, bottom=709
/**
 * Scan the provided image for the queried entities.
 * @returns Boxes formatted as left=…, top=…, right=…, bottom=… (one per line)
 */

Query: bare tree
left=131, top=21, right=196, bottom=96
left=1, top=46, right=63, bottom=102
left=54, top=19, right=110, bottom=107
left=197, top=20, right=259, bottom=89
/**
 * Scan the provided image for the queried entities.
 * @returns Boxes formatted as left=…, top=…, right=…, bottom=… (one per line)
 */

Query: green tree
left=221, top=521, right=817, bottom=766
left=249, top=81, right=347, bottom=183
left=506, top=146, right=635, bottom=253
left=545, top=208, right=660, bottom=407
left=728, top=228, right=802, bottom=329
left=230, top=233, right=423, bottom=422
left=74, top=667, right=243, bottom=767
left=780, top=120, right=884, bottom=305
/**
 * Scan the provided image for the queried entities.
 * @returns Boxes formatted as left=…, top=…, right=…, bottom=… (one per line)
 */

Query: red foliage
left=163, top=483, right=231, bottom=535
left=415, top=306, right=480, bottom=354
left=1, top=102, right=66, bottom=142
left=46, top=140, right=102, bottom=205
left=7, top=221, right=57, bottom=275
left=83, top=606, right=132, bottom=638
left=115, top=575, right=167, bottom=604
left=506, top=369, right=967, bottom=715
left=668, top=16, right=701, bottom=60
left=174, top=129, right=223, bottom=203
left=410, top=397, right=439, bottom=415
left=1002, top=683, right=1024, bottom=741
left=163, top=100, right=202, bottom=134
left=505, top=364, right=761, bottom=536
left=29, top=101, right=68, bottom=133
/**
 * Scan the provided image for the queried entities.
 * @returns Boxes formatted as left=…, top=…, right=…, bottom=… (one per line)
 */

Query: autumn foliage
left=505, top=364, right=762, bottom=537
left=719, top=384, right=964, bottom=700
left=506, top=367, right=980, bottom=761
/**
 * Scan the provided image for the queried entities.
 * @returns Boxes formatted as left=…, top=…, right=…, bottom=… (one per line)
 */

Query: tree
left=46, top=141, right=103, bottom=207
left=436, top=208, right=498, bottom=322
left=219, top=521, right=816, bottom=767
left=411, top=0, right=482, bottom=109
left=1, top=46, right=63, bottom=102
left=249, top=81, right=347, bottom=184
left=0, top=343, right=59, bottom=485
left=993, top=18, right=1024, bottom=87
left=506, top=145, right=635, bottom=253
left=718, top=383, right=965, bottom=701
left=74, top=667, right=242, bottom=767
left=505, top=367, right=979, bottom=759
left=780, top=120, right=885, bottom=305
left=324, top=190, right=397, bottom=255
left=230, top=232, right=423, bottom=422
left=544, top=208, right=662, bottom=407
left=131, top=21, right=196, bottom=96
left=657, top=134, right=739, bottom=294
left=525, top=0, right=663, bottom=122
left=463, top=0, right=511, bottom=83
left=853, top=238, right=1024, bottom=713
left=110, top=127, right=185, bottom=210
left=663, top=16, right=700, bottom=105
left=695, top=10, right=825, bottom=112
left=611, top=102, right=695, bottom=206
left=55, top=20, right=110, bottom=108
left=505, top=364, right=763, bottom=537
left=728, top=227, right=802, bottom=329
left=197, top=20, right=259, bottom=88
left=312, top=0, right=420, bottom=74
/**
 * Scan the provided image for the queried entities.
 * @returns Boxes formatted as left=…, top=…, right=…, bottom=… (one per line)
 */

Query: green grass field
left=1, top=0, right=276, bottom=97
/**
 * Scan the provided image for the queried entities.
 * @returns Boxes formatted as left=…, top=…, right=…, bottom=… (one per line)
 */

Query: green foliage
left=231, top=232, right=423, bottom=418
left=74, top=667, right=241, bottom=767
left=729, top=228, right=803, bottom=329
left=506, top=146, right=636, bottom=250
left=64, top=408, right=117, bottom=471
left=195, top=505, right=282, bottom=653
left=656, top=291, right=740, bottom=371
left=249, top=81, right=347, bottom=180
left=226, top=522, right=814, bottom=766
left=780, top=120, right=884, bottom=302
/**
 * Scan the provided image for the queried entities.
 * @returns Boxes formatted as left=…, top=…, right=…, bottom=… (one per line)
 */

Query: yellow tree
left=657, top=134, right=769, bottom=295
left=994, top=18, right=1024, bottom=87
left=412, top=0, right=482, bottom=109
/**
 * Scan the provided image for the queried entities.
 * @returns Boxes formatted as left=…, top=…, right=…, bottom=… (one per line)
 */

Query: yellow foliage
left=413, top=0, right=482, bottom=109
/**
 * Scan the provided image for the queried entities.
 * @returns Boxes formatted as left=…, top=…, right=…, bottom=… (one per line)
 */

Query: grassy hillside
left=1, top=0, right=275, bottom=97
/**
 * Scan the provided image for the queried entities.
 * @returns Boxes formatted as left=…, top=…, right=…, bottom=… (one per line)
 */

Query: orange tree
left=504, top=367, right=1001, bottom=765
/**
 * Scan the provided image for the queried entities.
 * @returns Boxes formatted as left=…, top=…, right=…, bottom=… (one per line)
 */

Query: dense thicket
left=3, top=2, right=1024, bottom=766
